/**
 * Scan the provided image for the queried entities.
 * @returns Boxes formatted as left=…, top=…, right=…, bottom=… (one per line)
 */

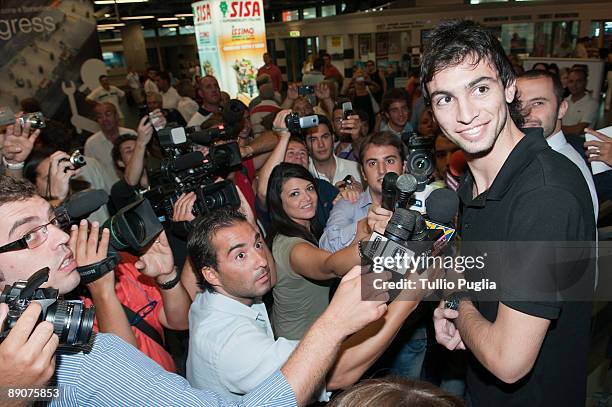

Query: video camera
left=0, top=267, right=95, bottom=346
left=146, top=113, right=243, bottom=222
left=361, top=172, right=457, bottom=276
left=402, top=132, right=435, bottom=190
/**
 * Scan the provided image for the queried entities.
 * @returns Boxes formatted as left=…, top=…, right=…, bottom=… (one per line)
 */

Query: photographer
left=0, top=175, right=390, bottom=406
left=144, top=91, right=186, bottom=127
left=1, top=115, right=41, bottom=180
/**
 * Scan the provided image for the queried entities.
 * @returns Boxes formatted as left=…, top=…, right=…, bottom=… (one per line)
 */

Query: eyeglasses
left=0, top=211, right=71, bottom=254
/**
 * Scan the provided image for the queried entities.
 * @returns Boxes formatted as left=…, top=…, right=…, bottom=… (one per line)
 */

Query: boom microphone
left=57, top=189, right=109, bottom=221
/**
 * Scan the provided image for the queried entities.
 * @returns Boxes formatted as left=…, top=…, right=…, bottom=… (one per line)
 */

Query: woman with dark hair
left=266, top=162, right=365, bottom=340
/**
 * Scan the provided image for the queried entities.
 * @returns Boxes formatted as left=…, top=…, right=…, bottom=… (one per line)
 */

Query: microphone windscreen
left=62, top=189, right=109, bottom=220
left=174, top=151, right=205, bottom=172
left=396, top=174, right=418, bottom=195
left=449, top=149, right=468, bottom=177
left=425, top=188, right=459, bottom=226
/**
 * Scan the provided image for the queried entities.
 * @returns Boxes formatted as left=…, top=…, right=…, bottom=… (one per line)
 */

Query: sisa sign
left=220, top=1, right=262, bottom=19
left=192, top=0, right=267, bottom=100
left=195, top=3, right=212, bottom=23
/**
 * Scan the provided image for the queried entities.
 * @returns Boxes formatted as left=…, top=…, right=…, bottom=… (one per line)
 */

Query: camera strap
left=121, top=304, right=164, bottom=348
left=77, top=253, right=121, bottom=285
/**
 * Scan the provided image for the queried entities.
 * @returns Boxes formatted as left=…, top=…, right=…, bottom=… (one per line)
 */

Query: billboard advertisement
left=193, top=0, right=267, bottom=100
left=0, top=0, right=103, bottom=134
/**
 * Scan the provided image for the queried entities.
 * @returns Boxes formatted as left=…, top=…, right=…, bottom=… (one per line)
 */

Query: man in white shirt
left=85, top=102, right=136, bottom=186
left=186, top=208, right=423, bottom=401
left=86, top=75, right=126, bottom=119
left=306, top=115, right=361, bottom=187
left=187, top=75, right=223, bottom=127
left=517, top=69, right=598, bottom=218
left=561, top=68, right=599, bottom=137
left=156, top=71, right=181, bottom=110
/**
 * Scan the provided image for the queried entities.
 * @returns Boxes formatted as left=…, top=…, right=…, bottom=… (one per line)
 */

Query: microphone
left=381, top=172, right=399, bottom=211
left=172, top=151, right=206, bottom=172
left=425, top=188, right=459, bottom=227
left=57, top=189, right=109, bottom=221
left=396, top=174, right=418, bottom=209
left=449, top=149, right=468, bottom=177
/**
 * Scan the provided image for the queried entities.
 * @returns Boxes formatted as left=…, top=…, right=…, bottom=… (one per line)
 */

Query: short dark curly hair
left=0, top=176, right=37, bottom=208
left=420, top=19, right=524, bottom=127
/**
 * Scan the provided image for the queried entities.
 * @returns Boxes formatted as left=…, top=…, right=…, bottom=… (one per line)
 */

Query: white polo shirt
left=562, top=93, right=599, bottom=129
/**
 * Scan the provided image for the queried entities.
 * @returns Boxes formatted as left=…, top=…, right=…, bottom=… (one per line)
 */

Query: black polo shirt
left=457, top=127, right=595, bottom=407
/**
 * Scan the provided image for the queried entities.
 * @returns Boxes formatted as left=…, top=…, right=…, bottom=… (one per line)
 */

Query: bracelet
left=157, top=267, right=181, bottom=290
left=2, top=156, right=24, bottom=170
left=272, top=127, right=290, bottom=133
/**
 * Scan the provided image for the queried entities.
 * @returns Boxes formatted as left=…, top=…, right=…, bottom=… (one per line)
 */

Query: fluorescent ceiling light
left=162, top=24, right=179, bottom=27
left=97, top=23, right=126, bottom=28
left=175, top=13, right=194, bottom=17
left=121, top=15, right=155, bottom=20
left=94, top=0, right=148, bottom=4
left=104, top=13, right=111, bottom=17
left=158, top=17, right=179, bottom=21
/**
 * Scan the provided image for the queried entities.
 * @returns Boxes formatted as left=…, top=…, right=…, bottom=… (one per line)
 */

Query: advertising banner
left=0, top=0, right=102, bottom=134
left=193, top=0, right=267, bottom=100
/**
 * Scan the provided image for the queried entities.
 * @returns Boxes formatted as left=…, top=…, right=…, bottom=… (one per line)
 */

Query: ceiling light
left=175, top=13, right=194, bottom=17
left=121, top=15, right=155, bottom=20
left=104, top=13, right=111, bottom=17
left=162, top=24, right=179, bottom=27
left=94, top=0, right=148, bottom=4
left=158, top=17, right=179, bottom=21
left=97, top=23, right=126, bottom=28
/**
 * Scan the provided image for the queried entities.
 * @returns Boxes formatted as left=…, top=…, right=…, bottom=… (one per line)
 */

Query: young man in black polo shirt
left=421, top=20, right=595, bottom=406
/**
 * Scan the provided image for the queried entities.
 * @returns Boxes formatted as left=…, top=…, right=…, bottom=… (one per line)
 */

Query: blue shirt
left=319, top=190, right=373, bottom=253
left=51, top=333, right=297, bottom=406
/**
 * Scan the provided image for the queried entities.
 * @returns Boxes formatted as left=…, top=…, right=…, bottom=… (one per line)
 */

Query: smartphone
left=298, top=85, right=315, bottom=96
left=342, top=101, right=354, bottom=120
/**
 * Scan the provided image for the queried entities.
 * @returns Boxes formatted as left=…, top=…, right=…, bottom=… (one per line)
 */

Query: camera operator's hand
left=69, top=220, right=112, bottom=292
left=366, top=204, right=393, bottom=235
left=433, top=300, right=466, bottom=351
left=2, top=116, right=40, bottom=164
left=320, top=265, right=390, bottom=337
left=287, top=83, right=299, bottom=101
left=273, top=109, right=292, bottom=134
left=135, top=230, right=175, bottom=284
left=47, top=151, right=80, bottom=201
left=137, top=115, right=154, bottom=147
left=172, top=192, right=196, bottom=222
left=0, top=302, right=58, bottom=388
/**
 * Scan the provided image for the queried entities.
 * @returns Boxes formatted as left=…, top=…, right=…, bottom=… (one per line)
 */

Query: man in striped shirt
left=0, top=176, right=388, bottom=406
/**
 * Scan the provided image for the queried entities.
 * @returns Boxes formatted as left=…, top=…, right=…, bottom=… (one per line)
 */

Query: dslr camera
left=0, top=267, right=95, bottom=346
left=402, top=132, right=434, bottom=187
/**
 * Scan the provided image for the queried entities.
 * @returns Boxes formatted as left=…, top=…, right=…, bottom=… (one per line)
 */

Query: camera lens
left=410, top=153, right=433, bottom=177
left=45, top=300, right=95, bottom=345
left=124, top=211, right=146, bottom=244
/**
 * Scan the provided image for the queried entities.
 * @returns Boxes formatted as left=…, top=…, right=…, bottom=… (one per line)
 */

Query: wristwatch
left=157, top=268, right=181, bottom=290
left=3, top=156, right=24, bottom=170
left=444, top=291, right=471, bottom=311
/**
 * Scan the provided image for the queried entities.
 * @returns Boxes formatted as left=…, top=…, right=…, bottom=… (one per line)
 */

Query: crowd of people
left=0, top=19, right=610, bottom=407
